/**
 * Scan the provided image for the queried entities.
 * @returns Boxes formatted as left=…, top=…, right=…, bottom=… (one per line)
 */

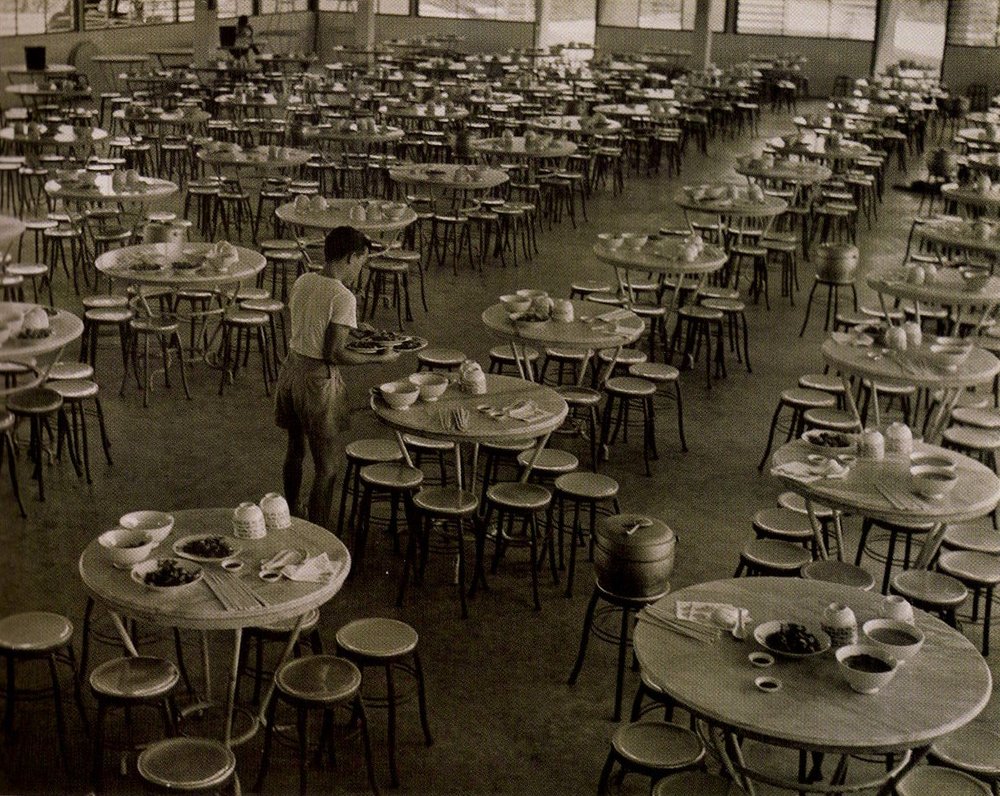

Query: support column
left=692, top=0, right=719, bottom=71
left=354, top=0, right=376, bottom=64
left=192, top=0, right=219, bottom=68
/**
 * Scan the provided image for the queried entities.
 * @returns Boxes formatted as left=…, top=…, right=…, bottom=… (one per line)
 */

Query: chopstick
left=202, top=570, right=239, bottom=610
left=875, top=482, right=918, bottom=512
left=638, top=609, right=719, bottom=642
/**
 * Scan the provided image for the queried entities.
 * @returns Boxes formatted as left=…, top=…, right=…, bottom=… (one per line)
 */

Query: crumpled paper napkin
left=771, top=459, right=849, bottom=484
left=281, top=553, right=344, bottom=583
left=675, top=601, right=751, bottom=633
left=508, top=400, right=551, bottom=423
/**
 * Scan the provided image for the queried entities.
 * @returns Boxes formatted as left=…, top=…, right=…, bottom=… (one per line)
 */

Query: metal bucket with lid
left=593, top=513, right=675, bottom=598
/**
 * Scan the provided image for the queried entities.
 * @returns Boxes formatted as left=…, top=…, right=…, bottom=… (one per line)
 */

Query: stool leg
left=412, top=651, right=433, bottom=746
left=254, top=693, right=279, bottom=793
left=92, top=700, right=107, bottom=792
left=295, top=706, right=309, bottom=796
left=356, top=697, right=380, bottom=795
left=567, top=587, right=599, bottom=686
left=47, top=653, right=71, bottom=773
left=614, top=605, right=630, bottom=721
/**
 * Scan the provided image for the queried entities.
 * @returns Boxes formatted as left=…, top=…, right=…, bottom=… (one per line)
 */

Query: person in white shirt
left=275, top=226, right=396, bottom=528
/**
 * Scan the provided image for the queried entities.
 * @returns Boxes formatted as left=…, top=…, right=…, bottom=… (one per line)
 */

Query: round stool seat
left=938, top=550, right=1000, bottom=585
left=571, top=279, right=611, bottom=293
left=895, top=767, right=990, bottom=796
left=777, top=491, right=834, bottom=518
left=862, top=380, right=916, bottom=396
left=48, top=378, right=99, bottom=400
left=23, top=219, right=58, bottom=231
left=611, top=721, right=705, bottom=770
left=277, top=655, right=362, bottom=703
left=44, top=227, right=81, bottom=239
left=360, top=462, right=424, bottom=490
left=259, top=239, right=300, bottom=251
left=86, top=307, right=133, bottom=323
left=678, top=305, right=723, bottom=322
left=402, top=434, right=455, bottom=452
left=803, top=407, right=861, bottom=431
left=891, top=569, right=969, bottom=607
left=417, top=347, right=466, bottom=368
left=82, top=294, right=129, bottom=309
left=698, top=286, right=740, bottom=301
left=943, top=522, right=1000, bottom=554
left=516, top=447, right=579, bottom=474
left=241, top=298, right=284, bottom=313
left=132, top=317, right=179, bottom=334
left=798, top=373, right=847, bottom=394
left=224, top=309, right=268, bottom=326
left=545, top=347, right=591, bottom=361
left=834, top=311, right=871, bottom=328
left=481, top=438, right=536, bottom=453
left=490, top=344, right=539, bottom=362
left=6, top=263, right=47, bottom=278
left=952, top=407, right=1000, bottom=430
left=137, top=737, right=237, bottom=791
left=557, top=386, right=602, bottom=406
left=861, top=305, right=902, bottom=321
left=0, top=611, right=73, bottom=651
left=783, top=388, right=836, bottom=409
left=251, top=608, right=321, bottom=637
left=605, top=376, right=657, bottom=397
left=800, top=560, right=876, bottom=590
left=585, top=292, right=626, bottom=306
left=413, top=487, right=479, bottom=515
left=554, top=472, right=619, bottom=500
left=7, top=387, right=63, bottom=416
left=598, top=348, right=647, bottom=366
left=368, top=259, right=408, bottom=273
left=346, top=438, right=405, bottom=463
left=486, top=482, right=552, bottom=510
left=90, top=656, right=180, bottom=699
left=653, top=771, right=747, bottom=796
left=930, top=721, right=1000, bottom=778
left=943, top=425, right=1000, bottom=451
left=46, top=361, right=94, bottom=381
left=740, top=539, right=813, bottom=571
left=336, top=617, right=418, bottom=660
left=1, top=274, right=24, bottom=289
left=234, top=286, right=270, bottom=302
left=631, top=303, right=667, bottom=317
left=752, top=507, right=815, bottom=541
left=629, top=362, right=679, bottom=383
left=702, top=298, right=747, bottom=313
left=761, top=239, right=798, bottom=253
left=378, top=249, right=421, bottom=263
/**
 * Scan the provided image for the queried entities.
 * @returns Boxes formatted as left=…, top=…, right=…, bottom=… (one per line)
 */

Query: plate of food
left=173, top=534, right=240, bottom=562
left=346, top=341, right=387, bottom=355
left=170, top=259, right=201, bottom=270
left=394, top=335, right=427, bottom=352
left=131, top=557, right=203, bottom=592
left=754, top=620, right=831, bottom=659
left=131, top=261, right=163, bottom=272
left=801, top=429, right=856, bottom=455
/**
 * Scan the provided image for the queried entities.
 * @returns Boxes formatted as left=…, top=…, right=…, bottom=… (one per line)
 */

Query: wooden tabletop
left=821, top=337, right=1000, bottom=389
left=528, top=115, right=622, bottom=135
left=0, top=303, right=83, bottom=361
left=198, top=146, right=312, bottom=171
left=916, top=217, right=1000, bottom=255
left=481, top=300, right=643, bottom=350
left=735, top=159, right=832, bottom=185
left=96, top=243, right=266, bottom=288
left=0, top=125, right=108, bottom=148
left=867, top=267, right=1000, bottom=307
left=593, top=240, right=728, bottom=276
left=276, top=198, right=416, bottom=234
left=79, top=508, right=350, bottom=631
left=387, top=163, right=509, bottom=191
left=674, top=189, right=788, bottom=219
left=45, top=173, right=179, bottom=203
left=371, top=373, right=568, bottom=444
left=942, top=183, right=1000, bottom=211
left=633, top=577, right=992, bottom=754
left=472, top=137, right=577, bottom=159
left=307, top=124, right=405, bottom=145
left=771, top=438, right=1000, bottom=526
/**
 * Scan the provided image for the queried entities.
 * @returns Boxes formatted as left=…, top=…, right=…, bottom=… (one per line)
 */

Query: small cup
left=259, top=570, right=281, bottom=583
left=754, top=676, right=782, bottom=693
left=748, top=651, right=775, bottom=668
left=232, top=502, right=266, bottom=539
left=221, top=558, right=244, bottom=573
left=259, top=492, right=291, bottom=532
left=880, top=595, right=915, bottom=624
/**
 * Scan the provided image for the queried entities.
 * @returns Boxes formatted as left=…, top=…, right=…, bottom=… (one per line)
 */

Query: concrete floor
left=2, top=100, right=998, bottom=795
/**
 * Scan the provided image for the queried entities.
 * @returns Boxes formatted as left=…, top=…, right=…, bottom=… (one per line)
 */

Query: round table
left=2, top=63, right=76, bottom=78
left=633, top=577, right=992, bottom=793
left=113, top=108, right=211, bottom=130
left=674, top=188, right=788, bottom=222
left=0, top=124, right=107, bottom=154
left=0, top=302, right=84, bottom=392
left=306, top=123, right=405, bottom=148
left=481, top=299, right=643, bottom=383
left=966, top=153, right=1000, bottom=180
left=591, top=103, right=678, bottom=120
left=5, top=84, right=91, bottom=106
left=528, top=115, right=623, bottom=136
left=915, top=216, right=1000, bottom=258
left=275, top=198, right=416, bottom=243
left=783, top=139, right=872, bottom=165
left=383, top=105, right=469, bottom=125
left=387, top=163, right=508, bottom=201
left=79, top=507, right=350, bottom=745
left=866, top=266, right=1000, bottom=331
left=821, top=335, right=1000, bottom=442
left=958, top=127, right=1000, bottom=151
left=197, top=146, right=313, bottom=173
left=44, top=173, right=179, bottom=205
left=942, top=183, right=1000, bottom=216
left=735, top=159, right=832, bottom=186
left=471, top=136, right=577, bottom=161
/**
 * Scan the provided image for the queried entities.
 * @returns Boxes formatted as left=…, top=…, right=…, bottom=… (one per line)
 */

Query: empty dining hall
left=7, top=0, right=1000, bottom=792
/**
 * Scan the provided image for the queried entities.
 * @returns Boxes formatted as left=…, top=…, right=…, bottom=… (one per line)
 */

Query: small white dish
left=754, top=675, right=782, bottom=693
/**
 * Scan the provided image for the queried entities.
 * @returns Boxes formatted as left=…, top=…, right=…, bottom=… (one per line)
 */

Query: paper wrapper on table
left=281, top=552, right=344, bottom=582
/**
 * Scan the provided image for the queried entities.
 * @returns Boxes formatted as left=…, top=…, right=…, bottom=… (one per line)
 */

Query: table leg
left=924, top=387, right=960, bottom=444
left=242, top=615, right=305, bottom=747
left=871, top=383, right=881, bottom=429
left=107, top=611, right=140, bottom=657
left=200, top=630, right=213, bottom=703
left=393, top=429, right=416, bottom=468
left=913, top=521, right=945, bottom=570
left=518, top=432, right=552, bottom=484
left=804, top=498, right=831, bottom=561
left=840, top=373, right=862, bottom=428
left=223, top=628, right=242, bottom=746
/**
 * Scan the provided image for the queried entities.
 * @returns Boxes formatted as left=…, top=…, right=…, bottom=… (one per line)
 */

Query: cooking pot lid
left=596, top=513, right=674, bottom=547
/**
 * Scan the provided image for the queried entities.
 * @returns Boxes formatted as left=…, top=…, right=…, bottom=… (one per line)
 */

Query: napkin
left=771, top=459, right=849, bottom=484
left=674, top=601, right=751, bottom=633
left=507, top=400, right=551, bottom=423
left=596, top=308, right=633, bottom=324
left=281, top=553, right=344, bottom=582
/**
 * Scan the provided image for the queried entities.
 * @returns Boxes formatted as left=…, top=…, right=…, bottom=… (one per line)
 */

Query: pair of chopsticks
left=203, top=569, right=267, bottom=610
left=439, top=407, right=470, bottom=431
left=874, top=482, right=925, bottom=512
left=638, top=608, right=719, bottom=643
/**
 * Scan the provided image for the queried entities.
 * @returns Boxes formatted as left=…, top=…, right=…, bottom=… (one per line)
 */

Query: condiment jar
left=859, top=428, right=885, bottom=460
left=884, top=421, right=913, bottom=461
left=880, top=595, right=915, bottom=623
left=821, top=602, right=858, bottom=647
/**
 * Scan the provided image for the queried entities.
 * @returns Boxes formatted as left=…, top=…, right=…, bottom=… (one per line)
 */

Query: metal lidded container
left=593, top=513, right=676, bottom=598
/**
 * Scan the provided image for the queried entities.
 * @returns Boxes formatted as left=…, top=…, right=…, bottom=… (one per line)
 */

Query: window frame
left=733, top=0, right=877, bottom=41
left=596, top=0, right=727, bottom=31
left=945, top=0, right=1000, bottom=47
left=414, top=0, right=535, bottom=23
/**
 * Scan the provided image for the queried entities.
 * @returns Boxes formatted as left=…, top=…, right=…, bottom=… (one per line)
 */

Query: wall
left=594, top=26, right=873, bottom=98
left=942, top=45, right=998, bottom=96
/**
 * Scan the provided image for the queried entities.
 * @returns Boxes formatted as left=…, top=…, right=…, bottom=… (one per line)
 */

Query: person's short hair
left=324, top=226, right=371, bottom=263
left=237, top=14, right=249, bottom=26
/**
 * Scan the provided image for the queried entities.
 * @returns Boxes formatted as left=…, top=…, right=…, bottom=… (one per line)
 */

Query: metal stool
left=550, top=472, right=620, bottom=598
left=597, top=720, right=705, bottom=795
left=734, top=538, right=812, bottom=576
left=49, top=378, right=113, bottom=485
left=139, top=737, right=238, bottom=794
left=6, top=387, right=63, bottom=501
left=0, top=411, right=26, bottom=517
left=353, top=463, right=423, bottom=572
left=123, top=317, right=191, bottom=407
left=600, top=376, right=658, bottom=476
left=336, top=439, right=405, bottom=539
left=218, top=309, right=273, bottom=396
left=416, top=347, right=466, bottom=373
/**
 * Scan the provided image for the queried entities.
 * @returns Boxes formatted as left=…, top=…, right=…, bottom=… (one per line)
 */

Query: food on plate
left=180, top=535, right=233, bottom=559
left=806, top=430, right=852, bottom=449
left=143, top=558, right=200, bottom=587
left=765, top=623, right=823, bottom=655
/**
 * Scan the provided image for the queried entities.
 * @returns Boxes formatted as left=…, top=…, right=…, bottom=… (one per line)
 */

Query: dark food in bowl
left=144, top=559, right=199, bottom=587
left=766, top=623, right=823, bottom=655
left=868, top=627, right=920, bottom=647
left=843, top=653, right=893, bottom=673
left=807, top=431, right=852, bottom=448
left=181, top=535, right=232, bottom=559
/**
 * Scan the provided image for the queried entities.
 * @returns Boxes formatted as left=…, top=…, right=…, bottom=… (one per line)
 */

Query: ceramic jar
left=859, top=428, right=885, bottom=460
left=880, top=595, right=915, bottom=623
left=232, top=502, right=266, bottom=539
left=821, top=602, right=858, bottom=647
left=259, top=493, right=291, bottom=531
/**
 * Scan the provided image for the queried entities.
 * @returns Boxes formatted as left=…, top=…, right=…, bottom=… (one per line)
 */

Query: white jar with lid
left=821, top=602, right=858, bottom=647
left=884, top=421, right=913, bottom=461
left=859, top=428, right=885, bottom=460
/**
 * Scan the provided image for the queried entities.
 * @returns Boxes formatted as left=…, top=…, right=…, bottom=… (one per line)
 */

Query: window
left=947, top=0, right=1000, bottom=46
left=318, top=0, right=408, bottom=11
left=736, top=0, right=875, bottom=39
left=216, top=0, right=252, bottom=17
left=418, top=0, right=534, bottom=22
left=1, top=0, right=74, bottom=34
left=598, top=0, right=725, bottom=32
left=82, top=0, right=189, bottom=28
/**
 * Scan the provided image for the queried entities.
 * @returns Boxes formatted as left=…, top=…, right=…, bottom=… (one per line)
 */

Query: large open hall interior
left=3, top=0, right=1000, bottom=793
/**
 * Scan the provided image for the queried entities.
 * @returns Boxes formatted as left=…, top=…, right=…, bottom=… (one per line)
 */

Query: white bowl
left=597, top=232, right=624, bottom=250
left=380, top=380, right=420, bottom=410
left=515, top=289, right=548, bottom=300
left=118, top=510, right=174, bottom=543
left=910, top=464, right=958, bottom=499
left=925, top=338, right=972, bottom=371
left=909, top=452, right=956, bottom=474
left=500, top=294, right=531, bottom=314
left=98, top=528, right=158, bottom=567
left=835, top=643, right=899, bottom=693
left=408, top=372, right=449, bottom=402
left=862, top=618, right=925, bottom=662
